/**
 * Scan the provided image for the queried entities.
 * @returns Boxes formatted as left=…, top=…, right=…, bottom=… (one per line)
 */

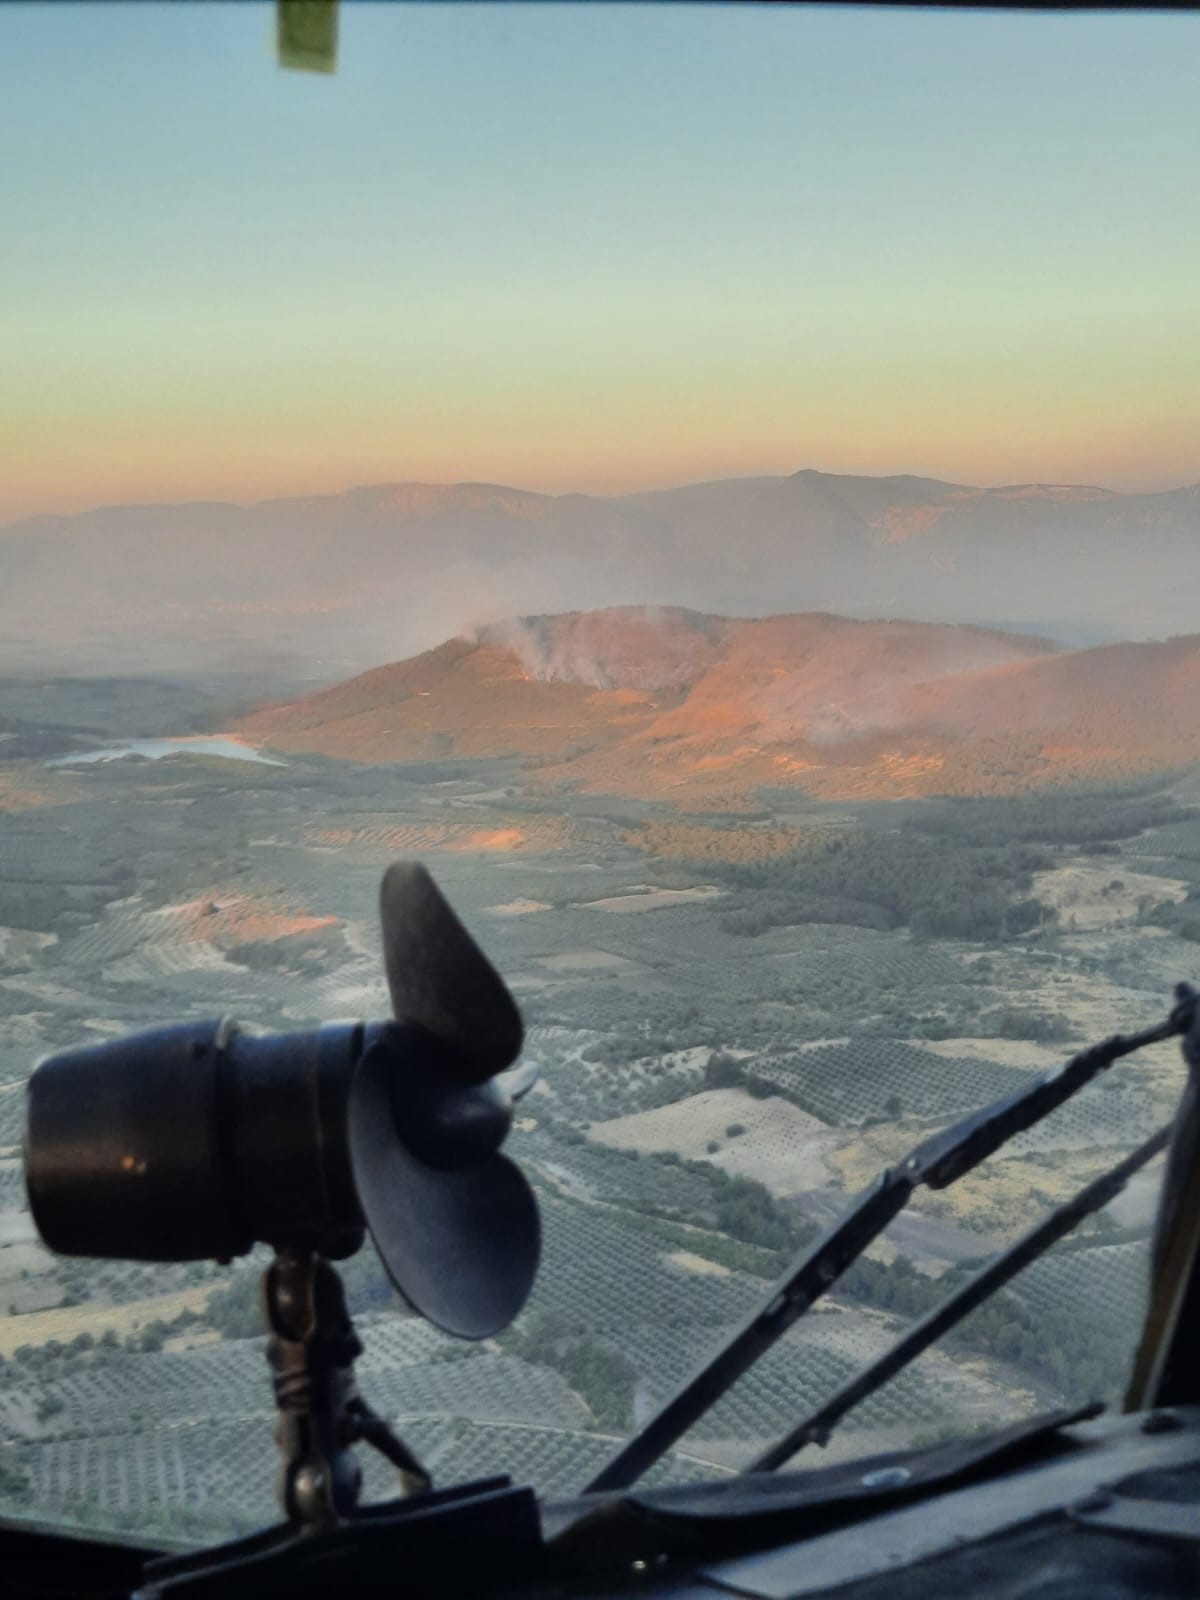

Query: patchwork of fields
left=0, top=712, right=1195, bottom=1543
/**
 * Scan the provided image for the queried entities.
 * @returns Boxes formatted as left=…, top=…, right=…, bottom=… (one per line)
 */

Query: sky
left=2, top=2, right=1199, bottom=522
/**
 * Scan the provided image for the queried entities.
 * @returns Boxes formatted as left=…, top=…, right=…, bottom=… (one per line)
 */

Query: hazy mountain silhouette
left=3, top=471, right=1197, bottom=678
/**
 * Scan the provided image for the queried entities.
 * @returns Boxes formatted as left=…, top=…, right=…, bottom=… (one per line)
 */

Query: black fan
left=24, top=861, right=541, bottom=1339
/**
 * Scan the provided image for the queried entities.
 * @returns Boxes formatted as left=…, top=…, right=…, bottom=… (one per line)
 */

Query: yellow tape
left=278, top=0, right=338, bottom=75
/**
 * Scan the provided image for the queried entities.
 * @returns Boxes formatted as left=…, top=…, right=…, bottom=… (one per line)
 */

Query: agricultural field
left=0, top=679, right=1197, bottom=1543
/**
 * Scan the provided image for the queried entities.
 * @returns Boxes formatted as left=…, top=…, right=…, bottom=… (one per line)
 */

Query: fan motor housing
left=24, top=1017, right=369, bottom=1264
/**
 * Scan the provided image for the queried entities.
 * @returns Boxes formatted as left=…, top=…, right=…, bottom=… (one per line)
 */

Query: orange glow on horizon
left=6, top=403, right=1198, bottom=524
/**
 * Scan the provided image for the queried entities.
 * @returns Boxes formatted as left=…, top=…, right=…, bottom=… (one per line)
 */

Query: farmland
left=0, top=673, right=1196, bottom=1541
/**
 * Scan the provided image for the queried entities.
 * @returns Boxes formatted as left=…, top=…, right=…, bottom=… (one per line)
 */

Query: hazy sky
left=3, top=3, right=1199, bottom=521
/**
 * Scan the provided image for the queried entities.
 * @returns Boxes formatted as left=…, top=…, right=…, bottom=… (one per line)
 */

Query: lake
left=48, top=736, right=285, bottom=767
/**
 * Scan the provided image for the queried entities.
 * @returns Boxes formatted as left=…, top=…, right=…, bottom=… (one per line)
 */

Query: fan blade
left=496, top=1060, right=540, bottom=1103
left=348, top=1043, right=540, bottom=1338
left=379, top=862, right=523, bottom=1082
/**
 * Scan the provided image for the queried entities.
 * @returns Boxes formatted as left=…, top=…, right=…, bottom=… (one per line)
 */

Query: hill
left=3, top=471, right=1199, bottom=677
left=238, top=608, right=1200, bottom=803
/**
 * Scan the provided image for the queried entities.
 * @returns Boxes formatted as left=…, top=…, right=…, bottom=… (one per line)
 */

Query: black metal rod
left=583, top=1171, right=912, bottom=1493
left=907, top=1014, right=1182, bottom=1193
left=746, top=1121, right=1173, bottom=1473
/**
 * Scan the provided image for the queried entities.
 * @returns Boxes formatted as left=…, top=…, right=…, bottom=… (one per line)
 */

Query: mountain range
left=238, top=607, right=1200, bottom=804
left=3, top=470, right=1199, bottom=679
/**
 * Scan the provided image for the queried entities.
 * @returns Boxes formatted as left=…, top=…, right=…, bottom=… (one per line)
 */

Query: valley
left=0, top=630, right=1196, bottom=1544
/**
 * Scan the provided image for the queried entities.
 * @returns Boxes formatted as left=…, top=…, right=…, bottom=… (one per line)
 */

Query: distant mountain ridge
left=238, top=606, right=1200, bottom=804
left=2, top=470, right=1198, bottom=678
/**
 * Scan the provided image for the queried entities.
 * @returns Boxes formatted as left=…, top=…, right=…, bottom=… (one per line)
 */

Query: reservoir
left=48, top=736, right=285, bottom=767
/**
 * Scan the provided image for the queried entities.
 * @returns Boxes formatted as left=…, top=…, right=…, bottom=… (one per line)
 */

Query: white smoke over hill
left=473, top=608, right=722, bottom=691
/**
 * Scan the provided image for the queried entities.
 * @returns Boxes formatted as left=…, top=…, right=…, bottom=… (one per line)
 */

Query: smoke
left=747, top=625, right=1047, bottom=746
left=473, top=614, right=628, bottom=688
left=6, top=474, right=1196, bottom=692
left=322, top=562, right=626, bottom=687
left=465, top=607, right=722, bottom=692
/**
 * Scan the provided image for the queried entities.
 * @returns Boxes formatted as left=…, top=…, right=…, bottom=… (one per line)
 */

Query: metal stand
left=264, top=1247, right=429, bottom=1527
left=134, top=1251, right=495, bottom=1600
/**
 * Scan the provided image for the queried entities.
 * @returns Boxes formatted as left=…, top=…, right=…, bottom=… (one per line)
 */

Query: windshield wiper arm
left=585, top=1165, right=910, bottom=1494
left=584, top=994, right=1192, bottom=1495
left=747, top=1120, right=1172, bottom=1472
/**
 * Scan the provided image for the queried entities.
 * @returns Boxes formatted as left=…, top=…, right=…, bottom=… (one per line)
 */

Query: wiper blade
left=586, top=1168, right=910, bottom=1494
left=747, top=1121, right=1172, bottom=1472
left=584, top=992, right=1192, bottom=1495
